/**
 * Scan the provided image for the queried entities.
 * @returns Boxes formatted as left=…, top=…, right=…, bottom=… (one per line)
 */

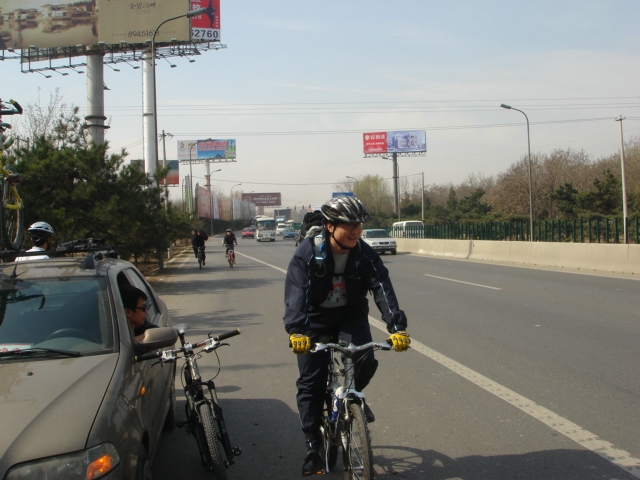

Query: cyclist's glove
left=388, top=330, right=411, bottom=352
left=289, top=333, right=311, bottom=354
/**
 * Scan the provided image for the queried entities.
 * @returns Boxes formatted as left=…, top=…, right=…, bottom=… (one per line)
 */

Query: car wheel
left=391, top=249, right=397, bottom=255
left=136, top=444, right=152, bottom=480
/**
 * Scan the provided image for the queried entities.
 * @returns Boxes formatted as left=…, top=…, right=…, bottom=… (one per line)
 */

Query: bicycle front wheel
left=197, top=402, right=227, bottom=479
left=1, top=168, right=24, bottom=250
left=344, top=403, right=373, bottom=480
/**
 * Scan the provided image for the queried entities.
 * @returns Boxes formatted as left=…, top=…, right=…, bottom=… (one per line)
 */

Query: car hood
left=0, top=353, right=118, bottom=471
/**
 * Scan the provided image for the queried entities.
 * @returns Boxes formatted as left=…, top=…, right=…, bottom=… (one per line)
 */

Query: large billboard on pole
left=177, top=139, right=236, bottom=161
left=242, top=193, right=281, bottom=207
left=0, top=0, right=195, bottom=50
left=363, top=130, right=426, bottom=154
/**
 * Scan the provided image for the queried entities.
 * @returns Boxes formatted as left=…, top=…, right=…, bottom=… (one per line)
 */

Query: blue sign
left=332, top=192, right=355, bottom=198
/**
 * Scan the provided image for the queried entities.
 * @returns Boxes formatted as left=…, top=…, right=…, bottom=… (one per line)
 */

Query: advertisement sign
left=189, top=0, right=220, bottom=42
left=363, top=130, right=426, bottom=154
left=332, top=192, right=354, bottom=198
left=0, top=0, right=193, bottom=50
left=159, top=160, right=179, bottom=186
left=197, top=186, right=214, bottom=219
left=242, top=193, right=281, bottom=207
left=177, top=139, right=236, bottom=161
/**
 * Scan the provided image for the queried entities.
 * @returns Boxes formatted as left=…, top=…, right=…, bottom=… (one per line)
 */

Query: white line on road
left=367, top=315, right=640, bottom=478
left=424, top=273, right=502, bottom=290
left=228, top=251, right=640, bottom=478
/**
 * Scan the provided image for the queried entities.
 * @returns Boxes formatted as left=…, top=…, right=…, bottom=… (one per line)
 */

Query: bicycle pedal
left=232, top=446, right=242, bottom=456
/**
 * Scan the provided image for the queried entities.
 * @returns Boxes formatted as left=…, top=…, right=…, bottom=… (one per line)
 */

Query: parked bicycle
left=137, top=326, right=242, bottom=478
left=312, top=340, right=391, bottom=479
left=0, top=98, right=24, bottom=251
left=197, top=245, right=206, bottom=269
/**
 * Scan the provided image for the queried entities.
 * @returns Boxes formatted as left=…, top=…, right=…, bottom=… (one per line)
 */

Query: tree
left=550, top=183, right=581, bottom=218
left=579, top=169, right=621, bottom=216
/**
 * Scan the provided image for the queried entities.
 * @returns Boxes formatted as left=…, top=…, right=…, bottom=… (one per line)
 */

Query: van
left=391, top=221, right=424, bottom=238
left=276, top=223, right=287, bottom=235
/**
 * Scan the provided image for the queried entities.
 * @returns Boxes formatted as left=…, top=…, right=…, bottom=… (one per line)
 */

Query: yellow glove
left=289, top=334, right=311, bottom=354
left=388, top=331, right=411, bottom=352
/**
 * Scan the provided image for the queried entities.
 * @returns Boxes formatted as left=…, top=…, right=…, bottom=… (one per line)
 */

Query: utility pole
left=393, top=152, right=399, bottom=216
left=421, top=172, right=425, bottom=222
left=615, top=116, right=628, bottom=243
left=160, top=130, right=170, bottom=210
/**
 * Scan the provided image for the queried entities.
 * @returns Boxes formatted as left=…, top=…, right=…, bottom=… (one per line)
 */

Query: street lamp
left=151, top=8, right=206, bottom=182
left=208, top=168, right=221, bottom=235
left=230, top=183, right=242, bottom=231
left=346, top=176, right=359, bottom=196
left=501, top=103, right=534, bottom=241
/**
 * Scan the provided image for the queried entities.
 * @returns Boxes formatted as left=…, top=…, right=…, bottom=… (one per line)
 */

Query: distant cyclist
left=15, top=222, right=54, bottom=262
left=222, top=229, right=238, bottom=266
left=191, top=229, right=209, bottom=265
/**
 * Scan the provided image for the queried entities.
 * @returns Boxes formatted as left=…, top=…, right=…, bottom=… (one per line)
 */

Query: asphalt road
left=151, top=235, right=640, bottom=480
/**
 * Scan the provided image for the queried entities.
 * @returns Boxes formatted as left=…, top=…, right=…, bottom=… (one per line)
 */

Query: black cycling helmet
left=226, top=229, right=232, bottom=233
left=321, top=196, right=370, bottom=224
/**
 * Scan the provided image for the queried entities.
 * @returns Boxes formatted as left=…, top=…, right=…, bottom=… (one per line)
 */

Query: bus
left=255, top=216, right=276, bottom=242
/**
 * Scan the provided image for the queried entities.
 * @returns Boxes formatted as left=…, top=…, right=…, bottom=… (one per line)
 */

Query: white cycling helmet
left=28, top=221, right=54, bottom=236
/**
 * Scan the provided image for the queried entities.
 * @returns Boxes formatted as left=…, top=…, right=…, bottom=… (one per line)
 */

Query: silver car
left=0, top=254, right=178, bottom=479
left=361, top=229, right=397, bottom=255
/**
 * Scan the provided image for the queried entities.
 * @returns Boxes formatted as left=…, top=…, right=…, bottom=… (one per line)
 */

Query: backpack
left=301, top=210, right=323, bottom=238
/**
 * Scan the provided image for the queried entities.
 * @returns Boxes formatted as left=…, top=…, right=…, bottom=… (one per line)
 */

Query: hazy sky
left=3, top=0, right=640, bottom=208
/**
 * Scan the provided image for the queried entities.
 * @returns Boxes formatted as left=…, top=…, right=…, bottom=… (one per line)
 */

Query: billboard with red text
left=242, top=193, right=281, bottom=206
left=363, top=130, right=426, bottom=154
left=190, top=0, right=220, bottom=41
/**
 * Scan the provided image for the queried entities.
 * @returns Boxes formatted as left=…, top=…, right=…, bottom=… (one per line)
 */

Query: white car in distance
left=361, top=229, right=397, bottom=255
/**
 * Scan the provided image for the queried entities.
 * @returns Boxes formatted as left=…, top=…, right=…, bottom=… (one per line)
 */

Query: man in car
left=15, top=221, right=55, bottom=261
left=283, top=196, right=410, bottom=476
left=121, top=285, right=158, bottom=342
left=191, top=229, right=209, bottom=265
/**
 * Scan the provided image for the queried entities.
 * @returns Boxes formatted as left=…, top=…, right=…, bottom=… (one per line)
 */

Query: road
left=151, top=235, right=640, bottom=480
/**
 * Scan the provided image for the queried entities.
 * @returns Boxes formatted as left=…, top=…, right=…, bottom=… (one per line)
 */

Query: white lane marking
left=424, top=273, right=502, bottom=290
left=235, top=251, right=288, bottom=274
left=367, top=315, right=640, bottom=478
left=235, top=250, right=640, bottom=477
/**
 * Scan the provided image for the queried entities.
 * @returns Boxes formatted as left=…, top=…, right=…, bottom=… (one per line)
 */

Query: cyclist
left=15, top=221, right=54, bottom=262
left=191, top=229, right=209, bottom=265
left=222, top=228, right=238, bottom=266
left=283, top=196, right=410, bottom=476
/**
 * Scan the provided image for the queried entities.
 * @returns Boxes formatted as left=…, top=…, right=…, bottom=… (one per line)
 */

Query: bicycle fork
left=205, top=379, right=242, bottom=464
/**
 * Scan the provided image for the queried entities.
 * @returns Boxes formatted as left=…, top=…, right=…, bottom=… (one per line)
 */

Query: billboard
left=0, top=0, right=193, bottom=51
left=363, top=130, right=426, bottom=154
left=159, top=160, right=179, bottom=186
left=189, top=0, right=220, bottom=42
left=242, top=193, right=281, bottom=207
left=332, top=192, right=354, bottom=198
left=177, top=139, right=236, bottom=161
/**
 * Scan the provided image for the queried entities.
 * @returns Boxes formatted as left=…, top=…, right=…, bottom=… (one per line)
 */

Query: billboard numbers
left=363, top=130, right=426, bottom=154
left=190, top=0, right=220, bottom=41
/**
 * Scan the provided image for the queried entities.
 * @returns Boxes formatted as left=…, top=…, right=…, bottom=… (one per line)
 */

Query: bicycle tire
left=198, top=254, right=203, bottom=269
left=1, top=167, right=24, bottom=250
left=344, top=403, right=373, bottom=480
left=197, top=402, right=228, bottom=479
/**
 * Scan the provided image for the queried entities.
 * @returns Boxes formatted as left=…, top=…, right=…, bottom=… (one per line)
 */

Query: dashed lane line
left=424, top=273, right=502, bottom=290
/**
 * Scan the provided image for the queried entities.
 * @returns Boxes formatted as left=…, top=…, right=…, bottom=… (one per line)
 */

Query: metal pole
left=85, top=53, right=105, bottom=145
left=393, top=153, right=399, bottom=216
left=142, top=49, right=155, bottom=177
left=346, top=176, right=359, bottom=196
left=161, top=130, right=168, bottom=210
left=421, top=171, right=425, bottom=222
left=189, top=146, right=194, bottom=214
left=616, top=116, right=628, bottom=243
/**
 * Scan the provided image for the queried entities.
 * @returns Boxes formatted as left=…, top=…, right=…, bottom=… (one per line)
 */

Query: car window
left=0, top=277, right=114, bottom=355
left=366, top=230, right=391, bottom=238
left=123, top=269, right=160, bottom=323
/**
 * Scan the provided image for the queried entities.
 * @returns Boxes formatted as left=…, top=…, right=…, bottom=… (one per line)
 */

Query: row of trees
left=5, top=97, right=195, bottom=264
left=336, top=138, right=640, bottom=227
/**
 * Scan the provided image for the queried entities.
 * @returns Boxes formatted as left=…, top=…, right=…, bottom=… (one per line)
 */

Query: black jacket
left=222, top=233, right=237, bottom=246
left=283, top=232, right=407, bottom=334
left=192, top=231, right=208, bottom=247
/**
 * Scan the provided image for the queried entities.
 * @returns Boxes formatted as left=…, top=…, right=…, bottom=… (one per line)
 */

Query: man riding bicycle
left=192, top=229, right=209, bottom=265
left=222, top=229, right=238, bottom=266
left=283, top=196, right=410, bottom=476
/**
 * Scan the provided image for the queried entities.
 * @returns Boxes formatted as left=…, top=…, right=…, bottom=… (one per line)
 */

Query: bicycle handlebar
left=215, top=329, right=241, bottom=341
left=1, top=100, right=23, bottom=116
left=136, top=329, right=241, bottom=362
left=311, top=341, right=392, bottom=355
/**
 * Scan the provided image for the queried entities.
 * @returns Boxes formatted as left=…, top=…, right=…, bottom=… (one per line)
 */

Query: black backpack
left=301, top=211, right=323, bottom=238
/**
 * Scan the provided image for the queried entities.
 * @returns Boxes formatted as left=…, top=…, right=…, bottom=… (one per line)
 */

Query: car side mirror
left=137, top=327, right=178, bottom=350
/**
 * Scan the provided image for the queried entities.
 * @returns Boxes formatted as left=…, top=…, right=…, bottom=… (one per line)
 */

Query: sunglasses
left=133, top=304, right=148, bottom=312
left=338, top=222, right=363, bottom=231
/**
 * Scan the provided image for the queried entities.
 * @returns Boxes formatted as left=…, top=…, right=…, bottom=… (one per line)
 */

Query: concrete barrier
left=395, top=237, right=640, bottom=275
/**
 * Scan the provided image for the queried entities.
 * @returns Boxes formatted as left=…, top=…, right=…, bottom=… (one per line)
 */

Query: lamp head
left=500, top=104, right=512, bottom=110
left=188, top=7, right=207, bottom=17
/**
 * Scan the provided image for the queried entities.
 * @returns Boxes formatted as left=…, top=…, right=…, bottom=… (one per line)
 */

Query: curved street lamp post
left=346, top=176, right=359, bottom=197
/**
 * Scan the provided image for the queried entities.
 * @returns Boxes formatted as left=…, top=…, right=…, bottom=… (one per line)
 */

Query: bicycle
left=0, top=98, right=25, bottom=251
left=311, top=340, right=392, bottom=479
left=224, top=245, right=235, bottom=268
left=197, top=245, right=206, bottom=269
left=137, top=326, right=242, bottom=478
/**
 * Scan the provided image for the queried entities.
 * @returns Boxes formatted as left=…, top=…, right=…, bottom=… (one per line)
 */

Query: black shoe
left=302, top=440, right=323, bottom=476
left=202, top=261, right=205, bottom=265
left=363, top=403, right=375, bottom=423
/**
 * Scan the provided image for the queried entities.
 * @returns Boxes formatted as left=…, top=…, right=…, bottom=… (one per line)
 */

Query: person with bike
left=222, top=229, right=237, bottom=266
left=192, top=229, right=209, bottom=265
left=15, top=222, right=54, bottom=262
left=283, top=196, right=411, bottom=476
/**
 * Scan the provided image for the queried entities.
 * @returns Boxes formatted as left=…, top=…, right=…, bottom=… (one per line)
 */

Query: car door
left=123, top=268, right=171, bottom=450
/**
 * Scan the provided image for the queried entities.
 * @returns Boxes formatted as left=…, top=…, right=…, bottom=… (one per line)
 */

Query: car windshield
left=366, top=230, right=392, bottom=238
left=0, top=276, right=114, bottom=358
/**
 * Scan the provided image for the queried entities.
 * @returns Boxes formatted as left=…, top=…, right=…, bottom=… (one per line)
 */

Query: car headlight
left=6, top=443, right=120, bottom=480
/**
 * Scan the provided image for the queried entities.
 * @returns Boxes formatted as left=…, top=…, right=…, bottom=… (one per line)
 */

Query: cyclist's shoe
left=302, top=439, right=323, bottom=476
left=363, top=402, right=375, bottom=423
left=202, top=260, right=205, bottom=265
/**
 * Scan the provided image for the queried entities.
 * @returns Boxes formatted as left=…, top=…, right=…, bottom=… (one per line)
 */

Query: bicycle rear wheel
left=344, top=403, right=373, bottom=480
left=197, top=402, right=228, bottom=479
left=198, top=254, right=203, bottom=269
left=1, top=167, right=24, bottom=250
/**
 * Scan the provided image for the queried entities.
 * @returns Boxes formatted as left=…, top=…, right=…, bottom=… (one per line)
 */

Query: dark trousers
left=296, top=307, right=378, bottom=434
left=193, top=245, right=205, bottom=260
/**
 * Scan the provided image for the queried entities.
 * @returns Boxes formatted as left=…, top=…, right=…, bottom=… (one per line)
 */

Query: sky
left=2, top=0, right=640, bottom=209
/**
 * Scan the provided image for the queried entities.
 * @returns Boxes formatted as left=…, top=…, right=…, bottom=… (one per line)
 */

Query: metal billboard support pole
left=142, top=49, right=156, bottom=178
left=393, top=153, right=399, bottom=216
left=616, top=116, right=628, bottom=243
left=85, top=53, right=106, bottom=145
